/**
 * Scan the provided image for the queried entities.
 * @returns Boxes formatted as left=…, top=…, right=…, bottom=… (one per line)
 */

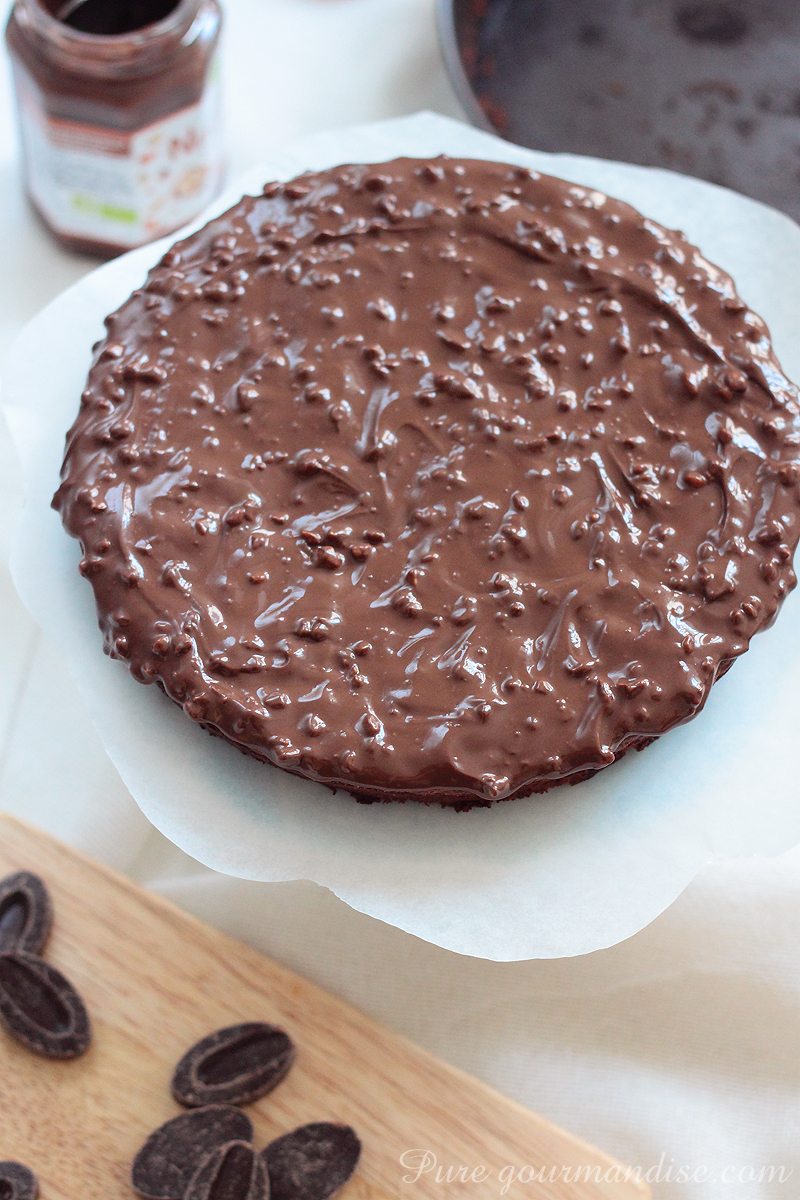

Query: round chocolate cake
left=54, top=156, right=800, bottom=806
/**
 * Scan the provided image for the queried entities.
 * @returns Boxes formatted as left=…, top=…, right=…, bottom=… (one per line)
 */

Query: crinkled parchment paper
left=6, top=113, right=800, bottom=960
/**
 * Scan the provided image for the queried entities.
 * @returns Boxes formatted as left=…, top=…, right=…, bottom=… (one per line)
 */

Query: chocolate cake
left=54, top=156, right=800, bottom=806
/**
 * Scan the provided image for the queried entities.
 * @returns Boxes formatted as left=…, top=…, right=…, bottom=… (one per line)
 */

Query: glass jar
left=5, top=0, right=224, bottom=256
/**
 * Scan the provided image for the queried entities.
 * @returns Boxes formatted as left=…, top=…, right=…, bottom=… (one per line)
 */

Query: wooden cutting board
left=0, top=814, right=649, bottom=1200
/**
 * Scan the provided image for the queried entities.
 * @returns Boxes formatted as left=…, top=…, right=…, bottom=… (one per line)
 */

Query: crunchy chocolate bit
left=185, top=1141, right=269, bottom=1200
left=263, top=1123, right=361, bottom=1200
left=0, top=950, right=91, bottom=1059
left=0, top=871, right=53, bottom=956
left=172, top=1022, right=295, bottom=1108
left=0, top=1160, right=39, bottom=1200
left=131, top=1106, right=253, bottom=1200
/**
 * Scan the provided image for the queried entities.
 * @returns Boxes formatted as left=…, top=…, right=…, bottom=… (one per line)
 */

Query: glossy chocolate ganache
left=55, top=156, right=800, bottom=806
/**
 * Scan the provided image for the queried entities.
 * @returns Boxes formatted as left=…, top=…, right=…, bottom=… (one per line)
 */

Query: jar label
left=13, top=61, right=224, bottom=250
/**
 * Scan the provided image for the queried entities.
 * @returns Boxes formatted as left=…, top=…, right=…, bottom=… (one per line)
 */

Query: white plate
left=6, top=112, right=800, bottom=960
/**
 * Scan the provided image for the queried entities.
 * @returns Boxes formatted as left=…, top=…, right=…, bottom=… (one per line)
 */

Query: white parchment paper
left=5, top=112, right=800, bottom=961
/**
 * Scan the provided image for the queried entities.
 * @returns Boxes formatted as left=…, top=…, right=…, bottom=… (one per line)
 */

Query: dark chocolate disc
left=172, top=1022, right=295, bottom=1108
left=0, top=950, right=91, bottom=1059
left=263, top=1123, right=361, bottom=1200
left=0, top=1161, right=39, bottom=1200
left=131, top=1106, right=254, bottom=1200
left=185, top=1141, right=268, bottom=1200
left=0, top=871, right=53, bottom=956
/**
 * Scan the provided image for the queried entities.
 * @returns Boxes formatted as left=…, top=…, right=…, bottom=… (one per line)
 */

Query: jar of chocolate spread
left=5, top=0, right=224, bottom=256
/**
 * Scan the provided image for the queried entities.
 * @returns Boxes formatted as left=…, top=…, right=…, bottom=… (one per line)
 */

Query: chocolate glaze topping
left=54, top=156, right=800, bottom=806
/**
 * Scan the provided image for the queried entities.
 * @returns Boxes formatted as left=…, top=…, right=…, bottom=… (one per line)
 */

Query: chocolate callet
left=185, top=1141, right=268, bottom=1200
left=0, top=950, right=91, bottom=1059
left=54, top=156, right=800, bottom=806
left=0, top=1161, right=39, bottom=1200
left=131, top=1106, right=254, bottom=1200
left=263, top=1124, right=361, bottom=1200
left=0, top=871, right=53, bottom=956
left=171, top=1021, right=295, bottom=1108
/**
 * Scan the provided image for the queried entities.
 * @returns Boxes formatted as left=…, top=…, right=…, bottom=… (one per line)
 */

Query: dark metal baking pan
left=437, top=0, right=800, bottom=221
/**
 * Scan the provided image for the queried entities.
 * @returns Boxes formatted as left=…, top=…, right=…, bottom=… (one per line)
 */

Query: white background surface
left=1, top=1, right=799, bottom=1195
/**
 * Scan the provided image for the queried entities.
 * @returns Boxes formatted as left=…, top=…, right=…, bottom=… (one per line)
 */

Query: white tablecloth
left=0, top=2, right=799, bottom=1195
